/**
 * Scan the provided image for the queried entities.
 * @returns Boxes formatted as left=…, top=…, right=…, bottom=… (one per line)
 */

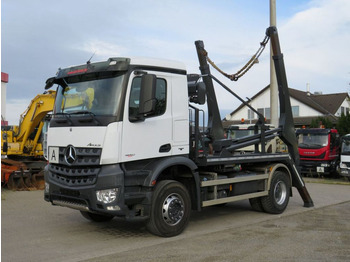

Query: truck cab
left=296, top=128, right=340, bottom=176
left=340, top=134, right=350, bottom=180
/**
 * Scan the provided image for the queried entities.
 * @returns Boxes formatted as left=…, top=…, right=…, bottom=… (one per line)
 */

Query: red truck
left=296, top=128, right=340, bottom=176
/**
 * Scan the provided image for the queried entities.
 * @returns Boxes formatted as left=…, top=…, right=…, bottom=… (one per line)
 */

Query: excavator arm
left=2, top=90, right=56, bottom=156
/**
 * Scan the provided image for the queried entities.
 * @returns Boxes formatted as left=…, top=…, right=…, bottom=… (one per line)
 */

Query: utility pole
left=270, top=0, right=278, bottom=128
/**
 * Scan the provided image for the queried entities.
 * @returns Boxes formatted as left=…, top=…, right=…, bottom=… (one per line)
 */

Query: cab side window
left=129, top=76, right=167, bottom=120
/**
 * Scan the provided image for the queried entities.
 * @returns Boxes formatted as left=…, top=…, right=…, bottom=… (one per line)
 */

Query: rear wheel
left=80, top=211, right=114, bottom=222
left=261, top=171, right=290, bottom=214
left=146, top=180, right=191, bottom=237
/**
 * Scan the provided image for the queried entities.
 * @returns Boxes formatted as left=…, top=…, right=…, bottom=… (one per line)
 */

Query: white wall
left=335, top=99, right=350, bottom=116
left=226, top=88, right=323, bottom=121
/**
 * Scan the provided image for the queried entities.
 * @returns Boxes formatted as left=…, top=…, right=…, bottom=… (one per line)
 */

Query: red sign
left=67, top=68, right=88, bottom=75
left=1, top=72, right=9, bottom=83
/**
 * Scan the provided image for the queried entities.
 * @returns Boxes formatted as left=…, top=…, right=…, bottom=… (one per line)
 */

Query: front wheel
left=146, top=180, right=191, bottom=237
left=261, top=171, right=290, bottom=214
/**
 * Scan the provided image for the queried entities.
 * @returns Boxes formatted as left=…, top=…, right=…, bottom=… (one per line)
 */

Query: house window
left=248, top=109, right=254, bottom=120
left=341, top=106, right=345, bottom=115
left=292, top=106, right=299, bottom=117
left=257, top=107, right=271, bottom=119
left=346, top=108, right=349, bottom=115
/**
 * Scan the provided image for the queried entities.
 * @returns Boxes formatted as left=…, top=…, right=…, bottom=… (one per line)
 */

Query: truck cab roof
left=296, top=128, right=337, bottom=135
left=57, top=57, right=186, bottom=78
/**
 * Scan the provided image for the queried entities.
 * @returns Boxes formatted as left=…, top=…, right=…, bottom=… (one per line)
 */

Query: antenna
left=87, top=51, right=96, bottom=64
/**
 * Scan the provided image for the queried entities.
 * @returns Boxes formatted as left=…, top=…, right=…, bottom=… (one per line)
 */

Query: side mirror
left=139, top=74, right=157, bottom=115
left=188, top=81, right=206, bottom=105
left=45, top=77, right=56, bottom=90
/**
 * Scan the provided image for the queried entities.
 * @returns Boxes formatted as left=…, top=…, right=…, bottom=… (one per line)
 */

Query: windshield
left=227, top=129, right=255, bottom=139
left=298, top=133, right=328, bottom=149
left=342, top=139, right=350, bottom=155
left=54, top=73, right=125, bottom=116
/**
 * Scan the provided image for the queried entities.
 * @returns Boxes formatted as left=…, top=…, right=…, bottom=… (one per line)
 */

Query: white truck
left=44, top=27, right=313, bottom=237
left=340, top=134, right=350, bottom=181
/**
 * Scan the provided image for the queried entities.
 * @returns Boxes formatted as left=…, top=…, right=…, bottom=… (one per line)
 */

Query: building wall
left=335, top=99, right=350, bottom=116
left=291, top=97, right=322, bottom=117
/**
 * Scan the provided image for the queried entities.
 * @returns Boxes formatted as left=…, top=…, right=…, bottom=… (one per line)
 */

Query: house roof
left=289, top=88, right=348, bottom=115
left=226, top=85, right=349, bottom=118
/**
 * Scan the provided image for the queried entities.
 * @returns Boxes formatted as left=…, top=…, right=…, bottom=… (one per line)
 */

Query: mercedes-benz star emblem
left=64, top=145, right=77, bottom=165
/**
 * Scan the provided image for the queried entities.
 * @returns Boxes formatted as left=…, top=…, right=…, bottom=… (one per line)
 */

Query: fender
left=142, top=156, right=201, bottom=211
left=267, top=163, right=292, bottom=191
left=142, top=156, right=198, bottom=186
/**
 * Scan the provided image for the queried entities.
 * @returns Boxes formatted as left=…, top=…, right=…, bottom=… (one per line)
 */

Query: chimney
left=306, top=83, right=311, bottom=96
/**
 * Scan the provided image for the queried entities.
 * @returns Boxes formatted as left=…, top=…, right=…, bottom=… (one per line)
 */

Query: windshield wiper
left=69, top=110, right=101, bottom=126
left=341, top=151, right=350, bottom=155
left=54, top=112, right=73, bottom=125
left=298, top=143, right=310, bottom=148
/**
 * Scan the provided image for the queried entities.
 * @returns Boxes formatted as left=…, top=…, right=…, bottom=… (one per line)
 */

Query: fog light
left=45, top=182, right=50, bottom=193
left=107, top=205, right=121, bottom=211
left=96, top=188, right=118, bottom=204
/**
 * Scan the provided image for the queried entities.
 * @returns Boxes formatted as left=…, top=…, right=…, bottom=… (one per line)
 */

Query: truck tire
left=80, top=211, right=114, bottom=222
left=146, top=180, right=191, bottom=237
left=261, top=171, right=290, bottom=214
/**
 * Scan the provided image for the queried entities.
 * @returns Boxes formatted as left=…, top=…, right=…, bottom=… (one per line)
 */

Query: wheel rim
left=162, top=193, right=185, bottom=226
left=274, top=181, right=287, bottom=205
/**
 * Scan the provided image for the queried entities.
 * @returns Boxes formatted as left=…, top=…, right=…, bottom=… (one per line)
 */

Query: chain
left=203, top=35, right=270, bottom=81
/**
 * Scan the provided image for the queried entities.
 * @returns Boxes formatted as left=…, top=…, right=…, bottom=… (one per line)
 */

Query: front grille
left=48, top=146, right=102, bottom=187
left=49, top=164, right=100, bottom=186
left=58, top=147, right=102, bottom=166
left=301, top=152, right=326, bottom=159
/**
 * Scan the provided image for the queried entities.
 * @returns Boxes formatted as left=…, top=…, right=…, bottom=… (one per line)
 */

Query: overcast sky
left=1, top=0, right=349, bottom=124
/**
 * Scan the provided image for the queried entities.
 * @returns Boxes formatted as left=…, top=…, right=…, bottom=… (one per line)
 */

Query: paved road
left=2, top=182, right=350, bottom=262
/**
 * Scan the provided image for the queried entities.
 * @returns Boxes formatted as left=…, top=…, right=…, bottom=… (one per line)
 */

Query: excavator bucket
left=1, top=158, right=45, bottom=190
left=31, top=170, right=45, bottom=190
left=7, top=171, right=28, bottom=190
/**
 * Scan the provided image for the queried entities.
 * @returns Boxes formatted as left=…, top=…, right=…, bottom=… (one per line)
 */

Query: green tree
left=310, top=116, right=334, bottom=129
left=336, top=113, right=350, bottom=136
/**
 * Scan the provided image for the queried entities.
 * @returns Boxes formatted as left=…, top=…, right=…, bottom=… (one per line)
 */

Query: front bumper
left=340, top=168, right=350, bottom=178
left=44, top=164, right=152, bottom=221
left=299, top=160, right=334, bottom=175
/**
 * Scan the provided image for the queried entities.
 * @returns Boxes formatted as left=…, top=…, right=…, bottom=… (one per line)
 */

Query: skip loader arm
left=267, top=26, right=314, bottom=207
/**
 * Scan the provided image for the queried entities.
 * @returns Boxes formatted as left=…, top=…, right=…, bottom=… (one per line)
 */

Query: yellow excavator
left=2, top=87, right=96, bottom=190
left=1, top=90, right=56, bottom=190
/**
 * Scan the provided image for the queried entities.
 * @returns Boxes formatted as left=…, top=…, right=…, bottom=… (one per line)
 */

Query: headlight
left=340, top=163, right=348, bottom=168
left=96, top=188, right=119, bottom=204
